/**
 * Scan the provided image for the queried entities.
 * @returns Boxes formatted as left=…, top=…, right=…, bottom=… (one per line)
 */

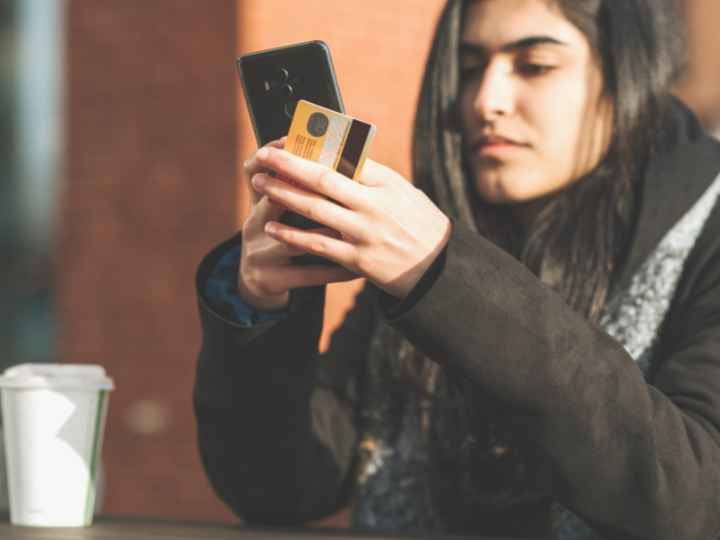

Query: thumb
left=255, top=194, right=286, bottom=226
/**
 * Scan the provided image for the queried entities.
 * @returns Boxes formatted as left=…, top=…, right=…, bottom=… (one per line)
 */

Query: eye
left=459, top=49, right=490, bottom=78
left=459, top=61, right=487, bottom=81
left=516, top=62, right=556, bottom=77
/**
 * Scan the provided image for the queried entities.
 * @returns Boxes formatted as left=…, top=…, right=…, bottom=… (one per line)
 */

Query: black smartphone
left=237, top=40, right=345, bottom=265
left=237, top=40, right=345, bottom=146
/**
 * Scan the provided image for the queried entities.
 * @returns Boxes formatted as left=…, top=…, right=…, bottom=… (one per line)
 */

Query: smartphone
left=237, top=41, right=345, bottom=265
left=237, top=40, right=345, bottom=146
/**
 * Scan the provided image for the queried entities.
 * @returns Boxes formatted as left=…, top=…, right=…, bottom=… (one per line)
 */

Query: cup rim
left=0, top=363, right=114, bottom=391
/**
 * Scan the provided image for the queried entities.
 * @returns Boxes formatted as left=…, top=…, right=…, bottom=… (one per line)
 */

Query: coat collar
left=612, top=99, right=720, bottom=294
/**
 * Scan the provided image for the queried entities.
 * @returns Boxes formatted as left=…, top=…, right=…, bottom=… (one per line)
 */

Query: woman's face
left=460, top=0, right=613, bottom=205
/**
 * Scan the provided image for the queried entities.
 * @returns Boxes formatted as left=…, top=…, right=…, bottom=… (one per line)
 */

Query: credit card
left=286, top=99, right=376, bottom=180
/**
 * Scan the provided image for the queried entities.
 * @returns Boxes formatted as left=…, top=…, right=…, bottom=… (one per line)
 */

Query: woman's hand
left=251, top=146, right=452, bottom=300
left=238, top=139, right=359, bottom=311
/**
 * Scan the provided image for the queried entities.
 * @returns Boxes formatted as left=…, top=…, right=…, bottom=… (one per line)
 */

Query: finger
left=244, top=195, right=286, bottom=235
left=254, top=147, right=368, bottom=211
left=243, top=138, right=288, bottom=180
left=249, top=228, right=338, bottom=264
left=355, top=158, right=387, bottom=188
left=266, top=264, right=359, bottom=290
left=249, top=175, right=263, bottom=206
left=253, top=174, right=366, bottom=240
left=249, top=239, right=306, bottom=264
left=265, top=221, right=358, bottom=268
left=246, top=140, right=289, bottom=206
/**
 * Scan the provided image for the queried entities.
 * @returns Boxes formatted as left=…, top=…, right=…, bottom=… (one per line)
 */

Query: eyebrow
left=460, top=36, right=568, bottom=55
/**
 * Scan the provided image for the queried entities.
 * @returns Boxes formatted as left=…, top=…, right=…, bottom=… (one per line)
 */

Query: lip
left=470, top=134, right=528, bottom=157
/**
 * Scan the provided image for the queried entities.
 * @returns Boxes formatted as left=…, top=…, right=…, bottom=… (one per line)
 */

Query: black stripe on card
left=337, top=120, right=371, bottom=179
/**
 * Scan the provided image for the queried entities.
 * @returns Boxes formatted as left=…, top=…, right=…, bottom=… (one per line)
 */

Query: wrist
left=237, top=273, right=289, bottom=312
left=383, top=217, right=452, bottom=300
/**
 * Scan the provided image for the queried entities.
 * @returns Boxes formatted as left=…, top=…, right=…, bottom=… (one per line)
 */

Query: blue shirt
left=204, top=245, right=288, bottom=327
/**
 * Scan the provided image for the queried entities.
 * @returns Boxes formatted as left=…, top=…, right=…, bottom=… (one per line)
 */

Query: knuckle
left=241, top=263, right=260, bottom=288
left=247, top=267, right=279, bottom=296
left=278, top=227, right=294, bottom=242
left=273, top=149, right=288, bottom=167
left=242, top=246, right=283, bottom=291
left=310, top=237, right=326, bottom=254
left=305, top=202, right=321, bottom=223
left=243, top=249, right=261, bottom=268
left=350, top=249, right=365, bottom=271
left=317, top=169, right=334, bottom=192
left=243, top=208, right=265, bottom=235
left=357, top=190, right=372, bottom=208
left=413, top=185, right=431, bottom=202
left=358, top=226, right=378, bottom=245
left=256, top=281, right=279, bottom=297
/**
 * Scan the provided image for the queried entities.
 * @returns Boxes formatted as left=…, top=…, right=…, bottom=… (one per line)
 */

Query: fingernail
left=265, top=222, right=277, bottom=234
left=257, top=147, right=269, bottom=159
left=252, top=174, right=266, bottom=188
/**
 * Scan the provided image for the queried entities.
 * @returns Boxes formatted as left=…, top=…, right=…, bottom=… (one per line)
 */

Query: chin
left=473, top=178, right=536, bottom=205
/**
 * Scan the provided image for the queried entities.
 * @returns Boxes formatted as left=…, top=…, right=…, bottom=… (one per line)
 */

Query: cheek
left=459, top=83, right=479, bottom=134
left=526, top=79, right=594, bottom=179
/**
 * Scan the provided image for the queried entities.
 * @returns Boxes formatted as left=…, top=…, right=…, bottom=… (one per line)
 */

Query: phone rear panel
left=237, top=41, right=345, bottom=146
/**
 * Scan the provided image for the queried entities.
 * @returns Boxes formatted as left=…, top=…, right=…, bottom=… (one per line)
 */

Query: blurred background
left=0, top=0, right=718, bottom=525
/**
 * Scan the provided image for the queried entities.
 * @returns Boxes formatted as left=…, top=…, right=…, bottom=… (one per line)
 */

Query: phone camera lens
left=269, top=83, right=293, bottom=98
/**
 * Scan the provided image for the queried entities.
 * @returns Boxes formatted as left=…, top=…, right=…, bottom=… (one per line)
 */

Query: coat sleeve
left=386, top=220, right=720, bottom=540
left=193, top=234, right=377, bottom=525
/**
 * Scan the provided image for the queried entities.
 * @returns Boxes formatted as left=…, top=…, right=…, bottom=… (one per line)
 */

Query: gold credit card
left=286, top=99, right=376, bottom=180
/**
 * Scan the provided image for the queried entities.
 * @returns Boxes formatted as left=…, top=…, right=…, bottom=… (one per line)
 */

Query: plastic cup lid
left=0, top=363, right=114, bottom=391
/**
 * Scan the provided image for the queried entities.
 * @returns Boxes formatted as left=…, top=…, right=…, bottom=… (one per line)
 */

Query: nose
left=471, top=60, right=515, bottom=121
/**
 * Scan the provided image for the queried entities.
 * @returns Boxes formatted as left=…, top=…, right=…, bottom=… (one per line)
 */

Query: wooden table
left=0, top=516, right=546, bottom=540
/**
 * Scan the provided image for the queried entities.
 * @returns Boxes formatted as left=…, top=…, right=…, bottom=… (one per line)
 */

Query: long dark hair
left=413, top=0, right=686, bottom=322
left=401, top=0, right=687, bottom=520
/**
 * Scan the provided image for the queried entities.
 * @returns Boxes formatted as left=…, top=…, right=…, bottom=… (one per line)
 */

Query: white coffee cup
left=0, top=363, right=114, bottom=527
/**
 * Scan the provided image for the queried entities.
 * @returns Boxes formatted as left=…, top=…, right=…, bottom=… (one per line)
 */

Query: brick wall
left=676, top=0, right=720, bottom=131
left=60, top=1, right=237, bottom=521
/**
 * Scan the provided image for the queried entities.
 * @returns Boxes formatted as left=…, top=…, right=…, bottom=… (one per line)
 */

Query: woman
left=194, top=0, right=720, bottom=538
